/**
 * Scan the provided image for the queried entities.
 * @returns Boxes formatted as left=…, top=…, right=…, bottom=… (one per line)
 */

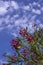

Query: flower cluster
left=11, top=39, right=20, bottom=49
left=3, top=27, right=43, bottom=65
left=27, top=35, right=33, bottom=42
left=19, top=28, right=28, bottom=38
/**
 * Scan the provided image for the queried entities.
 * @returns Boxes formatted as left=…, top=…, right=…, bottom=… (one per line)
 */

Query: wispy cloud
left=32, top=9, right=41, bottom=14
left=32, top=2, right=41, bottom=7
left=0, top=7, right=7, bottom=15
left=11, top=1, right=19, bottom=9
left=22, top=5, right=30, bottom=11
left=0, top=1, right=9, bottom=15
left=33, top=2, right=38, bottom=5
left=41, top=7, right=43, bottom=11
left=0, top=1, right=43, bottom=36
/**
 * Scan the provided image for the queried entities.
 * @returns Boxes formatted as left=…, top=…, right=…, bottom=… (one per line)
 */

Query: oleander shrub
left=3, top=27, right=43, bottom=65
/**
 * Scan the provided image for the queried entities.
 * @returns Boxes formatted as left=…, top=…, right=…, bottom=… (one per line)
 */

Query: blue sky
left=0, top=0, right=43, bottom=64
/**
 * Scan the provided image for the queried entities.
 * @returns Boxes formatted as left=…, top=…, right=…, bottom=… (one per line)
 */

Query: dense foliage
left=3, top=27, right=43, bottom=65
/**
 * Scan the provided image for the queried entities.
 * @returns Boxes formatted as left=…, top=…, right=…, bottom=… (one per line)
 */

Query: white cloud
left=0, top=1, right=9, bottom=15
left=0, top=15, right=11, bottom=27
left=32, top=2, right=37, bottom=5
left=11, top=1, right=19, bottom=9
left=32, top=9, right=41, bottom=14
left=37, top=4, right=41, bottom=7
left=30, top=15, right=36, bottom=21
left=14, top=16, right=28, bottom=26
left=22, top=5, right=30, bottom=11
left=4, top=1, right=9, bottom=8
left=29, top=3, right=32, bottom=6
left=41, top=7, right=43, bottom=11
left=36, top=19, right=41, bottom=24
left=0, top=7, right=7, bottom=15
left=32, top=2, right=41, bottom=8
left=0, top=1, right=9, bottom=7
left=4, top=15, right=10, bottom=24
left=14, top=14, right=19, bottom=18
left=28, top=22, right=35, bottom=33
left=0, top=1, right=42, bottom=36
left=14, top=19, right=21, bottom=26
left=6, top=24, right=14, bottom=30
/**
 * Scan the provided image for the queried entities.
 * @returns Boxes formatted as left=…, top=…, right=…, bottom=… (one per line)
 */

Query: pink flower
left=19, top=29, right=28, bottom=38
left=27, top=35, right=33, bottom=42
left=2, top=63, right=6, bottom=65
left=11, top=39, right=19, bottom=49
